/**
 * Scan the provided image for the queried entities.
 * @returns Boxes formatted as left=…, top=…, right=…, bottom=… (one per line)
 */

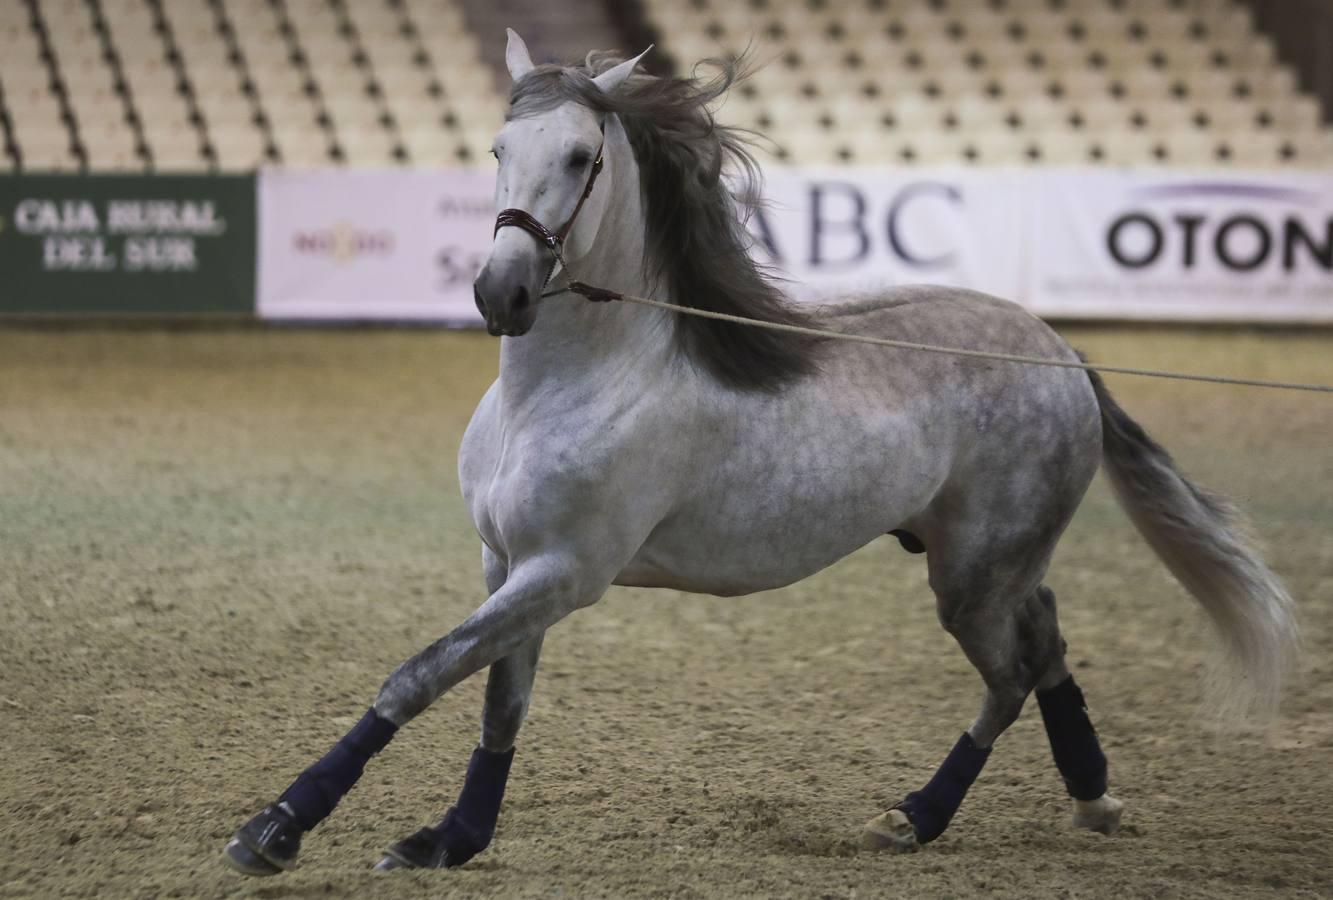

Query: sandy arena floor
left=0, top=326, right=1330, bottom=899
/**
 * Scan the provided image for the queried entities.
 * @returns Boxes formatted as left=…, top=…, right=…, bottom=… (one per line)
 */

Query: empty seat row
left=0, top=0, right=504, bottom=171
left=648, top=0, right=1333, bottom=168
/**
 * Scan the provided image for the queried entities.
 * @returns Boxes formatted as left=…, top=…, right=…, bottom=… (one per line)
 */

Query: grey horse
left=224, top=34, right=1297, bottom=874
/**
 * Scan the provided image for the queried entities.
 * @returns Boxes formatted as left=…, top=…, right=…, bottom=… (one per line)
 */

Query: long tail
left=1086, top=368, right=1299, bottom=719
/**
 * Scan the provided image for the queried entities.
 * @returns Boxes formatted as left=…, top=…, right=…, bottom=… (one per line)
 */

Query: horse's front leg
left=222, top=552, right=602, bottom=877
left=372, top=632, right=545, bottom=871
left=372, top=546, right=545, bottom=870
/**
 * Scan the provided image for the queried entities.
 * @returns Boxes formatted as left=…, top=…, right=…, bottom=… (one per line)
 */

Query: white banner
left=1028, top=170, right=1333, bottom=322
left=257, top=167, right=1332, bottom=324
left=257, top=169, right=493, bottom=324
left=750, top=167, right=1026, bottom=302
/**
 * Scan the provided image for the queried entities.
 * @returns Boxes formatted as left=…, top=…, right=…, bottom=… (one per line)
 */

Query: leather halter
left=493, top=129, right=606, bottom=289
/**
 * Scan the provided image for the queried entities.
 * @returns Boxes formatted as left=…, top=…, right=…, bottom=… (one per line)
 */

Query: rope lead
left=563, top=283, right=1333, bottom=395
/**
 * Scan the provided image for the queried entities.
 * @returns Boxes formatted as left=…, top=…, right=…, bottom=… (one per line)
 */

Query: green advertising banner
left=0, top=174, right=256, bottom=317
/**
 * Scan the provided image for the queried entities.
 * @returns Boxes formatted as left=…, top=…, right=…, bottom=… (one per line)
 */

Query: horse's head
left=473, top=30, right=650, bottom=337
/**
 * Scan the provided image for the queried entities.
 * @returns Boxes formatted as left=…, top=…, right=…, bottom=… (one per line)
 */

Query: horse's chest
left=458, top=387, right=506, bottom=552
left=460, top=390, right=640, bottom=559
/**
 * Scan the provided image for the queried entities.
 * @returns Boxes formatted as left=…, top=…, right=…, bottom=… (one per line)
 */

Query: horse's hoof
left=860, top=808, right=920, bottom=853
left=1073, top=793, right=1123, bottom=835
left=372, top=854, right=408, bottom=872
left=223, top=838, right=283, bottom=876
left=223, top=804, right=303, bottom=876
left=375, top=827, right=453, bottom=870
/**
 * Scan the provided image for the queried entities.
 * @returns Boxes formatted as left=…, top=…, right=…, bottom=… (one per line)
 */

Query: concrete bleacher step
left=645, top=0, right=1332, bottom=169
left=458, top=0, right=625, bottom=92
left=0, top=0, right=1327, bottom=171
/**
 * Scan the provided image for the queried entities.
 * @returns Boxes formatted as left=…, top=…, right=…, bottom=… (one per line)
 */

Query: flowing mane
left=507, top=53, right=822, bottom=392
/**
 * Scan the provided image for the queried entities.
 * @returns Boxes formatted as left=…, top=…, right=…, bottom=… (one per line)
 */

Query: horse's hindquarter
left=827, top=287, right=1105, bottom=574
left=620, top=287, right=1104, bottom=596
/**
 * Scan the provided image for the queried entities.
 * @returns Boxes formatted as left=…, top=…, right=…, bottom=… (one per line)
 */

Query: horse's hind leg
left=862, top=582, right=1121, bottom=851
left=862, top=580, right=1064, bottom=852
left=1030, top=590, right=1122, bottom=835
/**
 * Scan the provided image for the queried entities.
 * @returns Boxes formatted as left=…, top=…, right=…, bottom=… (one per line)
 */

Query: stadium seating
left=0, top=0, right=1328, bottom=171
left=0, top=0, right=504, bottom=171
left=646, top=0, right=1333, bottom=167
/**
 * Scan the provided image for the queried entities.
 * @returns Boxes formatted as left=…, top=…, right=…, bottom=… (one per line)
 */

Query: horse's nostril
left=511, top=285, right=530, bottom=312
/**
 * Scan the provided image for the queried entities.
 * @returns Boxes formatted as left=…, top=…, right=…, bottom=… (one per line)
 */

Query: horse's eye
left=568, top=150, right=591, bottom=169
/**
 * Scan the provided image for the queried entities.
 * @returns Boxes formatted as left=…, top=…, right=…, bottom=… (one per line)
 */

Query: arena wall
left=2, top=167, right=1330, bottom=323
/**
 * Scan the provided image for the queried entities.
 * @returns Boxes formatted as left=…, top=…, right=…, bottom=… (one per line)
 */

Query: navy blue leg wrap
left=897, top=732, right=991, bottom=844
left=1036, top=676, right=1108, bottom=802
left=430, top=745, right=515, bottom=865
left=278, top=708, right=398, bottom=831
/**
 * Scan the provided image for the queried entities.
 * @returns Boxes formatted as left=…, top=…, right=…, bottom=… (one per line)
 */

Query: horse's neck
left=498, top=131, right=669, bottom=404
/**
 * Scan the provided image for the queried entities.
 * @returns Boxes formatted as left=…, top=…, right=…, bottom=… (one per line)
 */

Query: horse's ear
left=505, top=28, right=535, bottom=81
left=591, top=45, right=653, bottom=93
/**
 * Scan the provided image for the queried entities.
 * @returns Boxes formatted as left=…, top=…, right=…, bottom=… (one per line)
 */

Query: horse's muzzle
left=473, top=281, right=535, bottom=337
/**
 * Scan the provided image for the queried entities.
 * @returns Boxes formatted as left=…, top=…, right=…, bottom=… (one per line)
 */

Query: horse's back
left=816, top=285, right=1079, bottom=364
left=811, top=285, right=1097, bottom=442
